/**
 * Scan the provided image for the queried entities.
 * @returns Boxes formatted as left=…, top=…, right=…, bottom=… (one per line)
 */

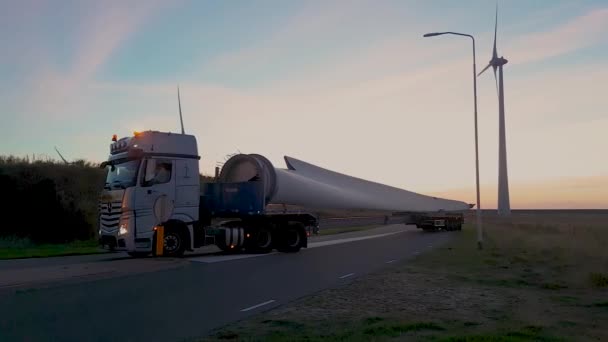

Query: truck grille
left=99, top=201, right=122, bottom=232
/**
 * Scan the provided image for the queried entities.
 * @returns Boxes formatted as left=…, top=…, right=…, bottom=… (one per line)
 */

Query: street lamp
left=424, top=31, right=483, bottom=250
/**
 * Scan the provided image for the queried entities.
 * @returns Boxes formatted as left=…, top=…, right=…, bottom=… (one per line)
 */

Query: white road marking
left=385, top=259, right=396, bottom=264
left=339, top=273, right=355, bottom=279
left=413, top=251, right=420, bottom=255
left=189, top=231, right=403, bottom=264
left=189, top=253, right=276, bottom=264
left=240, top=299, right=276, bottom=312
left=308, top=231, right=401, bottom=249
left=0, top=283, right=27, bottom=289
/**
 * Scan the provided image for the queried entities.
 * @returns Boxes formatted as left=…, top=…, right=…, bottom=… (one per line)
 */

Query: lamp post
left=423, top=31, right=483, bottom=249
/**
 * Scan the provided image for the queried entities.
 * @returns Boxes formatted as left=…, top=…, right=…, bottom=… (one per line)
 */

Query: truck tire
left=247, top=228, right=273, bottom=254
left=163, top=229, right=186, bottom=257
left=277, top=223, right=305, bottom=253
left=217, top=227, right=244, bottom=253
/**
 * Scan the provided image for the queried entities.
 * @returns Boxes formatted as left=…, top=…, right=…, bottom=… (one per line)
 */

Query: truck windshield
left=104, top=159, right=140, bottom=190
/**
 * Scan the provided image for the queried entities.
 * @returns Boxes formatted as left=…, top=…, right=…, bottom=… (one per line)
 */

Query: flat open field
left=208, top=210, right=608, bottom=341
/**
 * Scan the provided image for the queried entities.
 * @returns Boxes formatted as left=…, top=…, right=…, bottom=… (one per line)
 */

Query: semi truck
left=99, top=131, right=316, bottom=257
left=99, top=128, right=470, bottom=257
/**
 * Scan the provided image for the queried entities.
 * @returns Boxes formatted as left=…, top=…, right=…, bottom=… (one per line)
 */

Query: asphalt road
left=0, top=224, right=454, bottom=342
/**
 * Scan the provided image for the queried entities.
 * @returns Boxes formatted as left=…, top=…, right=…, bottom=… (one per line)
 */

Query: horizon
left=2, top=0, right=607, bottom=209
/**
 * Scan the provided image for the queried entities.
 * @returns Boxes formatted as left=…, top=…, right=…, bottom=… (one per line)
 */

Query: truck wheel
left=247, top=228, right=273, bottom=253
left=217, top=228, right=244, bottom=254
left=277, top=223, right=305, bottom=253
left=163, top=229, right=186, bottom=257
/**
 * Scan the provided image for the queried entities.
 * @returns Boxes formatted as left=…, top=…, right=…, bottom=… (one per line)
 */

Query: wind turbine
left=478, top=5, right=511, bottom=216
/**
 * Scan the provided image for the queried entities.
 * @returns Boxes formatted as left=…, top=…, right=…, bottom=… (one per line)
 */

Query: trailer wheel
left=277, top=223, right=305, bottom=253
left=163, top=229, right=186, bottom=257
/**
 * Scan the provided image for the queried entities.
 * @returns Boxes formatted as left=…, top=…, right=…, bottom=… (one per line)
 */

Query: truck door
left=134, top=158, right=176, bottom=237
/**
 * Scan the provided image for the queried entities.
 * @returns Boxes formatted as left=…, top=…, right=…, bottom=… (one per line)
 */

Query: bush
left=0, top=156, right=105, bottom=243
left=0, top=155, right=216, bottom=244
left=589, top=273, right=608, bottom=288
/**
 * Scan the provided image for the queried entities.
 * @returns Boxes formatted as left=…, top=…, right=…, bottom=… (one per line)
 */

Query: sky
left=1, top=0, right=607, bottom=209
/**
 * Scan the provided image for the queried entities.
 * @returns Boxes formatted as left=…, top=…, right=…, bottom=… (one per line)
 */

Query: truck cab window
left=143, top=159, right=172, bottom=186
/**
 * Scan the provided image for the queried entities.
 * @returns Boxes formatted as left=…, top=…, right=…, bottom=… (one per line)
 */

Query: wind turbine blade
left=178, top=85, right=185, bottom=134
left=477, top=63, right=492, bottom=77
left=493, top=66, right=499, bottom=95
left=54, top=146, right=69, bottom=164
left=493, top=3, right=498, bottom=59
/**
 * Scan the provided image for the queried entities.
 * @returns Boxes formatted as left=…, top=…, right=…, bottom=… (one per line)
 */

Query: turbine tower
left=478, top=5, right=511, bottom=216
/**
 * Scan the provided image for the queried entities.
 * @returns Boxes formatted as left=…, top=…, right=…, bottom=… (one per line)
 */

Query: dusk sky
left=1, top=0, right=607, bottom=209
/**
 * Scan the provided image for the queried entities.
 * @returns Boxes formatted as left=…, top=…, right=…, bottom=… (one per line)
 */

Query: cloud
left=19, top=1, right=169, bottom=119
left=5, top=2, right=608, bottom=209
left=430, top=174, right=608, bottom=209
left=506, top=7, right=608, bottom=66
left=256, top=5, right=608, bottom=97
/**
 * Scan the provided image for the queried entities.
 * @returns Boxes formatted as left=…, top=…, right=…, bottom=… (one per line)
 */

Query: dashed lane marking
left=240, top=300, right=276, bottom=312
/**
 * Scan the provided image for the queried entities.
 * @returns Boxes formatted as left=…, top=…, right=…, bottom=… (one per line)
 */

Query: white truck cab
left=99, top=131, right=200, bottom=256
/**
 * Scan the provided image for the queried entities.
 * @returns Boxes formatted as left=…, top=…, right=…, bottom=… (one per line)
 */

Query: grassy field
left=0, top=237, right=105, bottom=259
left=207, top=211, right=608, bottom=341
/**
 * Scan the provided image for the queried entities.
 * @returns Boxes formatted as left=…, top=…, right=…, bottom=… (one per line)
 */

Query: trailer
left=410, top=212, right=464, bottom=231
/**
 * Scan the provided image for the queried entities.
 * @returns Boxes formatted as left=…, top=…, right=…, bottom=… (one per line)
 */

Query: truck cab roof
left=108, top=131, right=199, bottom=161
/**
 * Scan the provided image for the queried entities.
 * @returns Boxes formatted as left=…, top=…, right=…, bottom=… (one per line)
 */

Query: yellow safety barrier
left=155, top=225, right=164, bottom=256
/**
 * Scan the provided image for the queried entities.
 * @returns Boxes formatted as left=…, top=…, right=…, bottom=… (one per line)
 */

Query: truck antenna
left=177, top=85, right=185, bottom=134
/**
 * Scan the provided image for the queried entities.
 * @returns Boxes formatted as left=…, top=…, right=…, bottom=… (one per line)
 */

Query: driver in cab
left=150, top=162, right=171, bottom=185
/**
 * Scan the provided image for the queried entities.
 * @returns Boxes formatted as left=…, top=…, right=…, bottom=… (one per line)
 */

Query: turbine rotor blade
left=493, top=66, right=499, bottom=95
left=54, top=146, right=69, bottom=164
left=493, top=3, right=498, bottom=59
left=177, top=85, right=185, bottom=134
left=477, top=63, right=492, bottom=77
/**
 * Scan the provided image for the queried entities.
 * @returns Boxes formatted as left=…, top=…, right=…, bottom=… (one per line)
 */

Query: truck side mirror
left=143, top=159, right=157, bottom=186
left=100, top=161, right=115, bottom=171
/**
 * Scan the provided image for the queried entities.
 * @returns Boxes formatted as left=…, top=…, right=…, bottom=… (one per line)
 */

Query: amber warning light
left=112, top=134, right=117, bottom=142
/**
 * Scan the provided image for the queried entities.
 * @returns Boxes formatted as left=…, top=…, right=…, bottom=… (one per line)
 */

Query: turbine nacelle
left=491, top=56, right=508, bottom=67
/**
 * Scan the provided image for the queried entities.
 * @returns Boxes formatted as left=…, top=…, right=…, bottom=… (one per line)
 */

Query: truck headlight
left=119, top=223, right=128, bottom=236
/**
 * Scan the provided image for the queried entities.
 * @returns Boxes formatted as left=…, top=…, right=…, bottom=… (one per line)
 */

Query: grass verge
left=0, top=237, right=105, bottom=259
left=205, top=211, right=608, bottom=341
